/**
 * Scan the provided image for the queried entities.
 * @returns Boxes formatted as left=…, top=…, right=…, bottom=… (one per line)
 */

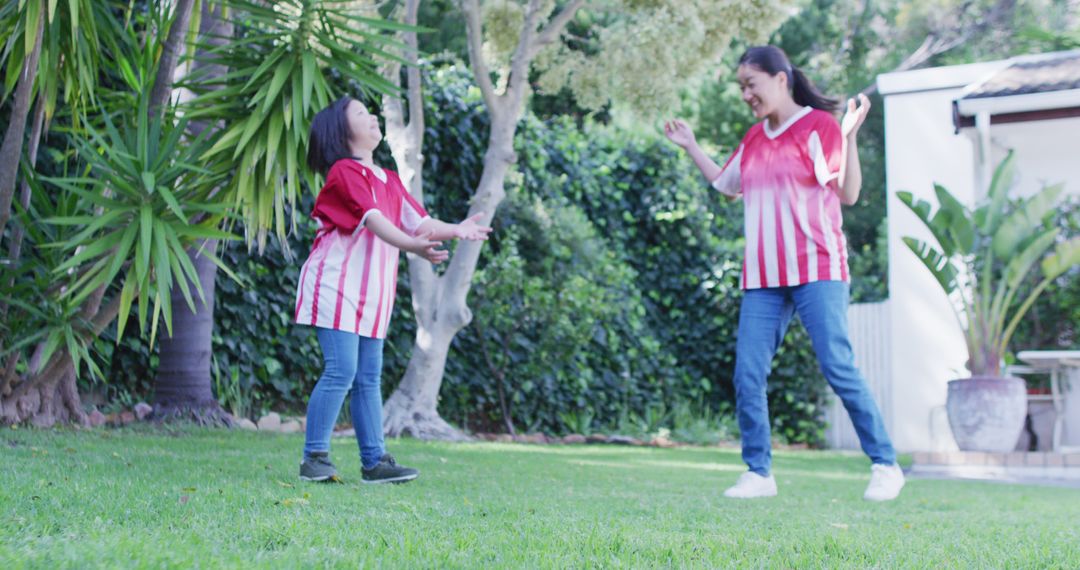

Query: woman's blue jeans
left=734, top=281, right=895, bottom=475
left=303, top=327, right=386, bottom=470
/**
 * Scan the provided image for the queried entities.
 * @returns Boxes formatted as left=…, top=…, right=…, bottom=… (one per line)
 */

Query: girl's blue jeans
left=303, top=327, right=386, bottom=469
left=735, top=281, right=896, bottom=475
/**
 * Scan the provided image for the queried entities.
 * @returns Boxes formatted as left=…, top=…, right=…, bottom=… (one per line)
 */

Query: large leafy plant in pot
left=898, top=152, right=1080, bottom=451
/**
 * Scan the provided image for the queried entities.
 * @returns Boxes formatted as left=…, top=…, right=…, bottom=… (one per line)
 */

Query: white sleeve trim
left=410, top=215, right=432, bottom=236
left=400, top=193, right=429, bottom=234
left=356, top=209, right=382, bottom=235
left=711, top=145, right=743, bottom=198
left=809, top=131, right=839, bottom=188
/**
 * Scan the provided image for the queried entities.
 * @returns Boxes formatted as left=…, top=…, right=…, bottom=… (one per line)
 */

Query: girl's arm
left=416, top=213, right=492, bottom=242
left=664, top=120, right=724, bottom=182
left=837, top=94, right=870, bottom=206
left=365, top=211, right=449, bottom=264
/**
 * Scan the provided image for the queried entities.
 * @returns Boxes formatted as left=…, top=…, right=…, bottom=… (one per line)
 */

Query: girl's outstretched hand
left=841, top=93, right=871, bottom=139
left=412, top=231, right=449, bottom=264
left=454, top=212, right=493, bottom=241
left=663, top=119, right=696, bottom=148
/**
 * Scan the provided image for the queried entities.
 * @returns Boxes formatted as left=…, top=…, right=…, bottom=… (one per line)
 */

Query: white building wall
left=973, top=117, right=1080, bottom=201
left=829, top=62, right=1080, bottom=453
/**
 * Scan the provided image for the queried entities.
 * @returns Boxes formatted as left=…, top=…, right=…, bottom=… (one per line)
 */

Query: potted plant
left=898, top=152, right=1080, bottom=451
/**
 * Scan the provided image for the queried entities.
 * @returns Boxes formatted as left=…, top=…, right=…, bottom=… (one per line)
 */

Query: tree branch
left=381, top=0, right=438, bottom=305
left=403, top=0, right=424, bottom=146
left=383, top=0, right=425, bottom=181
left=527, top=0, right=585, bottom=60
left=460, top=0, right=500, bottom=113
left=505, top=0, right=544, bottom=100
left=861, top=0, right=1017, bottom=96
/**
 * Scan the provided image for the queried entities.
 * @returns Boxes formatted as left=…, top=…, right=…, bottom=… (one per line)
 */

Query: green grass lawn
left=2, top=426, right=1077, bottom=569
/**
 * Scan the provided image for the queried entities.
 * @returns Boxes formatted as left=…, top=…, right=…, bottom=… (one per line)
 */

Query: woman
left=664, top=46, right=904, bottom=501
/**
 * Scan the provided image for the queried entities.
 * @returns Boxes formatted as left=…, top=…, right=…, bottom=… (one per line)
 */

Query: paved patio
left=910, top=450, right=1080, bottom=487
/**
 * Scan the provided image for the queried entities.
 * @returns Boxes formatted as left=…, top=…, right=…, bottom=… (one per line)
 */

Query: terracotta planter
left=946, top=376, right=1027, bottom=452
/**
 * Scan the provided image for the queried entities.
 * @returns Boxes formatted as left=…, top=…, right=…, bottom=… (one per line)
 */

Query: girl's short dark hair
left=738, top=46, right=839, bottom=112
left=306, top=96, right=354, bottom=176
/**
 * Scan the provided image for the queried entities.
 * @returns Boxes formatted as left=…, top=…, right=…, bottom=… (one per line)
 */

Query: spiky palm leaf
left=0, top=0, right=126, bottom=122
left=44, top=90, right=237, bottom=347
left=182, top=0, right=416, bottom=251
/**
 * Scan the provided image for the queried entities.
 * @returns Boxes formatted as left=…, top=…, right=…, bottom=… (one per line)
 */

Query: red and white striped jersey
left=294, top=159, right=429, bottom=338
left=711, top=106, right=849, bottom=290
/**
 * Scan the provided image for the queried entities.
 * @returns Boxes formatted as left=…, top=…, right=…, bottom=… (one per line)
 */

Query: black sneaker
left=361, top=453, right=419, bottom=484
left=299, top=452, right=340, bottom=482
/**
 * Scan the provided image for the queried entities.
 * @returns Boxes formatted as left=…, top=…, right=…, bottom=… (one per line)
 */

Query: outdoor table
left=1011, top=350, right=1080, bottom=452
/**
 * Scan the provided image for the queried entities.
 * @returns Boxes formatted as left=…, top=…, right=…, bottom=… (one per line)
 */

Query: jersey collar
left=762, top=106, right=813, bottom=140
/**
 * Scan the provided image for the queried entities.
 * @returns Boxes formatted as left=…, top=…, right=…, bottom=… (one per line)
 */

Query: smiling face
left=736, top=64, right=792, bottom=119
left=345, top=99, right=382, bottom=152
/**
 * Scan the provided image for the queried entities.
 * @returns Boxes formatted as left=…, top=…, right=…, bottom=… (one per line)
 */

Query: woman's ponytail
left=790, top=67, right=839, bottom=112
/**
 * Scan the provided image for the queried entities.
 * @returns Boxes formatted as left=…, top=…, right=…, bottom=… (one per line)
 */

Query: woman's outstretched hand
left=412, top=231, right=449, bottom=264
left=664, top=119, right=697, bottom=149
left=841, top=93, right=871, bottom=139
left=454, top=212, right=493, bottom=241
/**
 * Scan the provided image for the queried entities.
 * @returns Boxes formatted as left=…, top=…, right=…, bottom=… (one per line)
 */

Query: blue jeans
left=303, top=327, right=386, bottom=469
left=734, top=281, right=895, bottom=475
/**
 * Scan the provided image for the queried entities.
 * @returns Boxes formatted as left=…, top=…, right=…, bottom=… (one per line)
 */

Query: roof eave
left=956, top=88, right=1080, bottom=116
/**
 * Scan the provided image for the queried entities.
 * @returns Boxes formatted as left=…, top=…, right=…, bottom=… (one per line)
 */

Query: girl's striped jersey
left=294, top=159, right=429, bottom=338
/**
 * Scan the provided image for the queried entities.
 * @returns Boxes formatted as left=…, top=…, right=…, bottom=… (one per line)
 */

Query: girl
left=295, top=96, right=491, bottom=484
left=664, top=46, right=904, bottom=501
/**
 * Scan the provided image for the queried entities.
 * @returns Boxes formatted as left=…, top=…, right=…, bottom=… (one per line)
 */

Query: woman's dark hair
left=738, top=46, right=839, bottom=112
left=306, top=96, right=354, bottom=175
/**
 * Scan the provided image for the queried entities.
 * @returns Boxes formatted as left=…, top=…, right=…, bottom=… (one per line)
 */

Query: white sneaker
left=723, top=471, right=778, bottom=499
left=863, top=463, right=905, bottom=501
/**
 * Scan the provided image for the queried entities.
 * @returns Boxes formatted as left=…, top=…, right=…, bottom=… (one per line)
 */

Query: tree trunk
left=379, top=0, right=470, bottom=440
left=382, top=153, right=512, bottom=440
left=111, top=0, right=202, bottom=423
left=0, top=4, right=44, bottom=244
left=7, top=95, right=48, bottom=284
left=0, top=14, right=81, bottom=427
left=1, top=296, right=121, bottom=426
left=152, top=241, right=231, bottom=424
left=382, top=318, right=472, bottom=440
left=149, top=0, right=196, bottom=114
left=0, top=362, right=89, bottom=428
left=381, top=0, right=584, bottom=439
left=150, top=1, right=233, bottom=425
left=1, top=91, right=48, bottom=396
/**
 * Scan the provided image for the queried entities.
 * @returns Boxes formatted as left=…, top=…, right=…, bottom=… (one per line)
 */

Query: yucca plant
left=0, top=0, right=115, bottom=119
left=1, top=164, right=106, bottom=384
left=898, top=151, right=1080, bottom=377
left=0, top=0, right=224, bottom=426
left=43, top=92, right=238, bottom=348
left=181, top=0, right=413, bottom=251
